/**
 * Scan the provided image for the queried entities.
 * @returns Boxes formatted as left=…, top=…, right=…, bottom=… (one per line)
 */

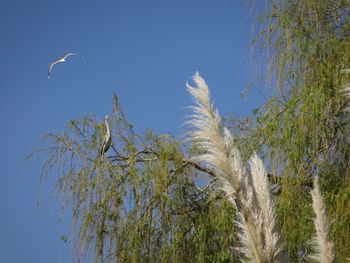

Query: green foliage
left=37, top=1, right=350, bottom=261
left=231, top=0, right=350, bottom=261
left=39, top=95, right=239, bottom=262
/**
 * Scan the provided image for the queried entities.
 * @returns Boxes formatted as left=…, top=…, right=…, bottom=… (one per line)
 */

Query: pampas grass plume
left=309, top=176, right=335, bottom=263
left=187, top=72, right=286, bottom=262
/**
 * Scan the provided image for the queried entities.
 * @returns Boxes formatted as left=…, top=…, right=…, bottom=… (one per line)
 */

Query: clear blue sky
left=0, top=0, right=265, bottom=262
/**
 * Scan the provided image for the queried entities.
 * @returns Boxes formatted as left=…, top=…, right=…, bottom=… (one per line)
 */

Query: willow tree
left=38, top=1, right=350, bottom=262
left=232, top=0, right=350, bottom=261
left=39, top=93, right=238, bottom=262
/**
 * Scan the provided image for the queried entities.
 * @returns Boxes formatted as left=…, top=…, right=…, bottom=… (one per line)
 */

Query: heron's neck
left=105, top=119, right=110, bottom=137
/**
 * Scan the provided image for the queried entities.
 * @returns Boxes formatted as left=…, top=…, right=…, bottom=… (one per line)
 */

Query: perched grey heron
left=100, top=115, right=112, bottom=157
left=48, top=52, right=78, bottom=78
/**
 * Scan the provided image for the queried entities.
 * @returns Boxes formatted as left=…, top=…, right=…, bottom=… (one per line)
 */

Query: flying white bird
left=48, top=52, right=78, bottom=78
left=100, top=115, right=112, bottom=157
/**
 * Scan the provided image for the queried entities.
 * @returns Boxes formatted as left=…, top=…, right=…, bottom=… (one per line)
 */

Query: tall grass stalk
left=309, top=177, right=335, bottom=263
left=187, top=72, right=286, bottom=262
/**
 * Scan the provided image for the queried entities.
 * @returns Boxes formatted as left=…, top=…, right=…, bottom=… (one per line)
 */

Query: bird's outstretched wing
left=63, top=52, right=78, bottom=60
left=48, top=52, right=78, bottom=78
left=48, top=60, right=62, bottom=78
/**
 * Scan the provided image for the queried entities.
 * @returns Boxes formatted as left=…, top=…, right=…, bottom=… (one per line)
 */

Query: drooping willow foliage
left=38, top=0, right=350, bottom=262
left=232, top=0, right=350, bottom=261
left=40, top=94, right=238, bottom=262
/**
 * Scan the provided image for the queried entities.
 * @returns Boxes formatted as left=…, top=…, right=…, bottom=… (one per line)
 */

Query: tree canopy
left=39, top=1, right=350, bottom=262
left=241, top=0, right=350, bottom=260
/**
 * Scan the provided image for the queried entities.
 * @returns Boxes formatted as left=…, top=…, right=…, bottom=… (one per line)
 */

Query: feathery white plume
left=249, top=153, right=285, bottom=261
left=187, top=72, right=286, bottom=262
left=309, top=176, right=335, bottom=263
left=186, top=72, right=242, bottom=193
